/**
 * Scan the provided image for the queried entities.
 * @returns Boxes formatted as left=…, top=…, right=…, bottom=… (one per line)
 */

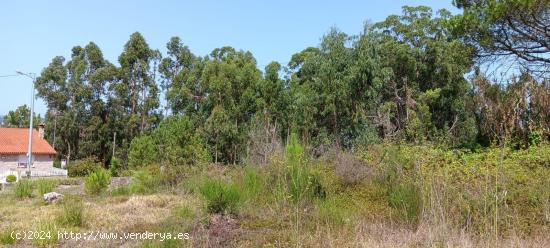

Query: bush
left=68, top=158, right=103, bottom=177
left=199, top=178, right=242, bottom=214
left=109, top=156, right=120, bottom=177
left=128, top=135, right=157, bottom=168
left=152, top=116, right=210, bottom=167
left=130, top=169, right=162, bottom=194
left=53, top=159, right=61, bottom=168
left=5, top=174, right=16, bottom=183
left=14, top=179, right=32, bottom=198
left=35, top=179, right=57, bottom=195
left=57, top=196, right=84, bottom=227
left=85, top=169, right=111, bottom=195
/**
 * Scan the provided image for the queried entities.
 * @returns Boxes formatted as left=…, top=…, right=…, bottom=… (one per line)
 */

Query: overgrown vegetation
left=85, top=169, right=111, bottom=195
left=14, top=179, right=33, bottom=198
left=68, top=158, right=104, bottom=177
left=57, top=196, right=85, bottom=227
left=198, top=177, right=242, bottom=214
left=35, top=179, right=57, bottom=196
left=2, top=0, right=549, bottom=246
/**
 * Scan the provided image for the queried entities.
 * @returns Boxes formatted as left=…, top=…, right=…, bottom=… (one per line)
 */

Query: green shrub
left=53, top=159, right=61, bottom=168
left=109, top=156, right=120, bottom=177
left=14, top=179, right=33, bottom=198
left=5, top=174, right=17, bottom=183
left=57, top=196, right=84, bottom=227
left=199, top=178, right=242, bottom=214
left=68, top=158, right=103, bottom=177
left=128, top=135, right=158, bottom=168
left=85, top=169, right=111, bottom=195
left=35, top=179, right=57, bottom=195
left=131, top=169, right=162, bottom=194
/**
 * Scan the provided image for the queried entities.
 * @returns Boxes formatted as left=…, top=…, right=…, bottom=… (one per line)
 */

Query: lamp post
left=16, top=71, right=36, bottom=178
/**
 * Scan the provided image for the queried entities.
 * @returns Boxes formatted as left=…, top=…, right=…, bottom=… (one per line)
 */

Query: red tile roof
left=0, top=128, right=56, bottom=155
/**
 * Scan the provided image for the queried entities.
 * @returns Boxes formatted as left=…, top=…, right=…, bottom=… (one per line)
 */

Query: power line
left=0, top=74, right=21, bottom=78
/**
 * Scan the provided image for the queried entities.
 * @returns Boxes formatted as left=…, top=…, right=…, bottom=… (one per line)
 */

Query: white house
left=0, top=125, right=65, bottom=180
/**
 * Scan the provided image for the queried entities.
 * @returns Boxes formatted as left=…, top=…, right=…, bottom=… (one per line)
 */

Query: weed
left=14, top=179, right=33, bottom=198
left=35, top=179, right=57, bottom=196
left=57, top=196, right=85, bottom=227
left=199, top=177, right=242, bottom=214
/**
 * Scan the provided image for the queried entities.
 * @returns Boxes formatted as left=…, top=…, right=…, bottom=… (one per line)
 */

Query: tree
left=452, top=0, right=550, bottom=74
left=128, top=135, right=157, bottom=168
left=4, top=105, right=41, bottom=128
left=109, top=32, right=161, bottom=165
left=116, top=32, right=161, bottom=136
left=373, top=6, right=477, bottom=146
left=200, top=47, right=262, bottom=163
left=153, top=116, right=209, bottom=166
left=159, top=37, right=204, bottom=118
left=37, top=43, right=117, bottom=165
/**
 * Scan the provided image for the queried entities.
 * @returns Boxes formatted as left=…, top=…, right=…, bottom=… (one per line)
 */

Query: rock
left=43, top=192, right=63, bottom=203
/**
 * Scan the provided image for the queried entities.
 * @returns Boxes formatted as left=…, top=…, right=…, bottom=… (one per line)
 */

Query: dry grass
left=0, top=189, right=203, bottom=248
left=2, top=143, right=550, bottom=248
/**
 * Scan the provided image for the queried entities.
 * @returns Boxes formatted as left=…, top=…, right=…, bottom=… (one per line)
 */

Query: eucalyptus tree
left=159, top=36, right=205, bottom=119
left=373, top=6, right=477, bottom=145
left=201, top=47, right=262, bottom=163
left=36, top=42, right=117, bottom=164
left=110, top=32, right=161, bottom=162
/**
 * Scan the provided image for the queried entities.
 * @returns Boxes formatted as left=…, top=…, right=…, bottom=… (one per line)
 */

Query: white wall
left=0, top=154, right=54, bottom=171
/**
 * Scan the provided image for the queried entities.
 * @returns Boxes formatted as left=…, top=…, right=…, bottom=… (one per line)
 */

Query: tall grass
left=32, top=221, right=58, bottom=247
left=0, top=225, right=16, bottom=245
left=35, top=179, right=57, bottom=196
left=198, top=177, right=242, bottom=214
left=14, top=179, right=33, bottom=198
left=57, top=196, right=85, bottom=227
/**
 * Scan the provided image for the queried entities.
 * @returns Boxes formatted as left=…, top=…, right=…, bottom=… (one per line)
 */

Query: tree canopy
left=32, top=3, right=550, bottom=168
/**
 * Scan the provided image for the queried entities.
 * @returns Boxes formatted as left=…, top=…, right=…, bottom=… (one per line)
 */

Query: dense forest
left=17, top=1, right=547, bottom=168
left=1, top=1, right=550, bottom=247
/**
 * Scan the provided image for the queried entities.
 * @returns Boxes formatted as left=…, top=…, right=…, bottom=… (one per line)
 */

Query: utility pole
left=17, top=71, right=36, bottom=178
left=112, top=132, right=116, bottom=157
left=52, top=109, right=57, bottom=150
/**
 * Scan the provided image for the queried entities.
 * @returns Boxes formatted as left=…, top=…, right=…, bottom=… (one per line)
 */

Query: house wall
left=0, top=154, right=54, bottom=171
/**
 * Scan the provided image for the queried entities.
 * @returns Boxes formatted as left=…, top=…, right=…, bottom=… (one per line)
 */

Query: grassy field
left=1, top=143, right=550, bottom=247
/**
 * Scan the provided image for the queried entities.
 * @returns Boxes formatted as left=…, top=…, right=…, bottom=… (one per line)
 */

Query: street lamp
left=16, top=71, right=36, bottom=178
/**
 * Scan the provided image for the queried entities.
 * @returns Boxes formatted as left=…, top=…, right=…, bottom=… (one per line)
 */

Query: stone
left=43, top=192, right=63, bottom=203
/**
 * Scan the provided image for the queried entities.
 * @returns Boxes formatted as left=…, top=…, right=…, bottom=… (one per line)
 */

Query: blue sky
left=0, top=0, right=457, bottom=116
